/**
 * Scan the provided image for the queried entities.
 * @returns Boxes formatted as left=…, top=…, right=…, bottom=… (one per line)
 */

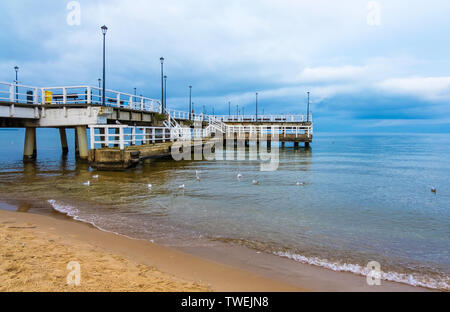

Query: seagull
left=252, top=180, right=259, bottom=185
left=115, top=120, right=121, bottom=125
left=148, top=184, right=152, bottom=189
left=431, top=187, right=437, bottom=194
left=196, top=176, right=201, bottom=182
left=83, top=181, right=90, bottom=187
left=92, top=175, right=99, bottom=179
left=178, top=184, right=185, bottom=190
left=237, top=173, right=243, bottom=179
left=296, top=181, right=305, bottom=186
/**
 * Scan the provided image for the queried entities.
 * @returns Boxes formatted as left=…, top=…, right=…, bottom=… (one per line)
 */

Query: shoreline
left=0, top=207, right=303, bottom=292
left=0, top=199, right=433, bottom=292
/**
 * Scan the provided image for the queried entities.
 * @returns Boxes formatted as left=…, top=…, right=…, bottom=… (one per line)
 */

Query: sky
left=1, top=0, right=450, bottom=132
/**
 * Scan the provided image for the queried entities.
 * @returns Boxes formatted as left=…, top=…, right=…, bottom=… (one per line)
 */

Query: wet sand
left=0, top=199, right=432, bottom=292
left=0, top=209, right=302, bottom=292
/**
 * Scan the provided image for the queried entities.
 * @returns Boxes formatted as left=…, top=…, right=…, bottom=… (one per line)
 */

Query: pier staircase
left=164, top=113, right=191, bottom=141
left=208, top=116, right=228, bottom=134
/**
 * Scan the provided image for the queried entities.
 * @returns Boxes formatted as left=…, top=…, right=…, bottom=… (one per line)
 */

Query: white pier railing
left=89, top=124, right=313, bottom=151
left=226, top=125, right=313, bottom=138
left=89, top=125, right=213, bottom=150
left=0, top=82, right=163, bottom=114
left=1, top=81, right=313, bottom=123
left=215, top=115, right=312, bottom=123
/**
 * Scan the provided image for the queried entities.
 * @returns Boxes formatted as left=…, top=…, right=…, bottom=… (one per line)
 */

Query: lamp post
left=307, top=91, right=310, bottom=123
left=160, top=57, right=165, bottom=113
left=98, top=78, right=101, bottom=100
left=228, top=101, right=231, bottom=118
left=14, top=66, right=19, bottom=103
left=256, top=92, right=258, bottom=122
left=101, top=25, right=108, bottom=106
left=164, top=76, right=167, bottom=110
left=189, top=86, right=192, bottom=120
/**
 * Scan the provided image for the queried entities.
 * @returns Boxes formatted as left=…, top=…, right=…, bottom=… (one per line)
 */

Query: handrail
left=89, top=124, right=313, bottom=151
left=1, top=81, right=314, bottom=124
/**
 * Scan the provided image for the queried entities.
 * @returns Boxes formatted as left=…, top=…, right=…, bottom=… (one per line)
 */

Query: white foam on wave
left=48, top=200, right=82, bottom=220
left=47, top=199, right=155, bottom=243
left=47, top=199, right=448, bottom=291
left=274, top=251, right=449, bottom=291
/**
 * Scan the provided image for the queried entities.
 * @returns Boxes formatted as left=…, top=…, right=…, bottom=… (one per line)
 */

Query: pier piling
left=59, top=128, right=69, bottom=155
left=76, top=126, right=89, bottom=160
left=23, top=128, right=36, bottom=162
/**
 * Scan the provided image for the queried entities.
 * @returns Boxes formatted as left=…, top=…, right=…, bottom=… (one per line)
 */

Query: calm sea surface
left=0, top=129, right=449, bottom=290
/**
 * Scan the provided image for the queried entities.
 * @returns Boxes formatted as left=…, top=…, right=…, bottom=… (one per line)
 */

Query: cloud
left=1, top=0, right=450, bottom=131
left=377, top=76, right=450, bottom=101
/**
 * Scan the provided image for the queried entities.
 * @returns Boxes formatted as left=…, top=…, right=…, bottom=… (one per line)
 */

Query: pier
left=0, top=82, right=313, bottom=170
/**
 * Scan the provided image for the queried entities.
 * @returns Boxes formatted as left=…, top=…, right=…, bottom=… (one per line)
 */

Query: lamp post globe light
left=14, top=66, right=19, bottom=103
left=160, top=57, right=165, bottom=113
left=101, top=25, right=108, bottom=106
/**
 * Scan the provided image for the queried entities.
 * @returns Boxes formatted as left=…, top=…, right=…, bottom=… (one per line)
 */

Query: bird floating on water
left=148, top=184, right=152, bottom=189
left=83, top=181, right=90, bottom=187
left=237, top=173, right=243, bottom=179
left=296, top=181, right=305, bottom=186
left=431, top=187, right=437, bottom=194
left=92, top=175, right=99, bottom=179
left=252, top=180, right=259, bottom=185
left=178, top=184, right=185, bottom=190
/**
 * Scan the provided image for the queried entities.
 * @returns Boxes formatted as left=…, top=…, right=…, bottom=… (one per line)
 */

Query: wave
left=275, top=251, right=449, bottom=291
left=47, top=199, right=138, bottom=241
left=47, top=199, right=449, bottom=291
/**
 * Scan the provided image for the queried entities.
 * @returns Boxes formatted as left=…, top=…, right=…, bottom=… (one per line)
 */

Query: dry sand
left=0, top=210, right=303, bottom=292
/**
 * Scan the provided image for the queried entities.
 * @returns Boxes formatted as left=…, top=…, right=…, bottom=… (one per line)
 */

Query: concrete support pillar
left=76, top=126, right=89, bottom=160
left=294, top=142, right=299, bottom=148
left=23, top=128, right=37, bottom=162
left=305, top=142, right=310, bottom=148
left=59, top=128, right=69, bottom=154
left=75, top=128, right=80, bottom=157
left=33, top=135, right=37, bottom=159
left=281, top=142, right=285, bottom=148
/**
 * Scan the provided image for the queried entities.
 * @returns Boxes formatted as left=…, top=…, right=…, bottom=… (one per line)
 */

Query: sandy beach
left=0, top=209, right=303, bottom=292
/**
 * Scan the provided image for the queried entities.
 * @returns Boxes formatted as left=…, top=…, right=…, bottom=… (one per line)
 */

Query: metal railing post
left=90, top=126, right=95, bottom=149
left=119, top=127, right=125, bottom=150
left=116, top=93, right=121, bottom=107
left=9, top=84, right=14, bottom=102
left=87, top=87, right=92, bottom=104
left=105, top=126, right=109, bottom=147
